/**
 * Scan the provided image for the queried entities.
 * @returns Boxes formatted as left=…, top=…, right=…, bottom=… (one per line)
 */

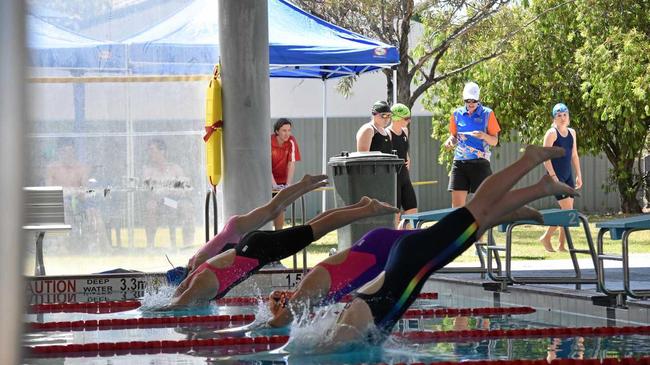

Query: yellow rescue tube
left=204, top=65, right=223, bottom=186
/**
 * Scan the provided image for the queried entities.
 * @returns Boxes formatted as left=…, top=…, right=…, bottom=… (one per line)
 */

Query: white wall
left=270, top=71, right=431, bottom=119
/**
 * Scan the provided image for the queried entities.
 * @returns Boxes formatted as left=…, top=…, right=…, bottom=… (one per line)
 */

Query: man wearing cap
left=356, top=101, right=393, bottom=153
left=444, top=82, right=501, bottom=208
left=389, top=103, right=418, bottom=227
left=539, top=103, right=582, bottom=252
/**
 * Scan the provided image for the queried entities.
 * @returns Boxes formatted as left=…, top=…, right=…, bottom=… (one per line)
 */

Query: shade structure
left=26, top=15, right=126, bottom=72
left=125, top=0, right=399, bottom=78
left=28, top=0, right=399, bottom=78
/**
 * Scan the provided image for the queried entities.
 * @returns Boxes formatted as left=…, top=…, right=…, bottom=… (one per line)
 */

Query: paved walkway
left=446, top=254, right=650, bottom=294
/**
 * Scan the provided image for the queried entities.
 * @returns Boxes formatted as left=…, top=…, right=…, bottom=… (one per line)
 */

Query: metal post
left=219, top=0, right=271, bottom=220
left=392, top=68, right=397, bottom=104
left=321, top=79, right=328, bottom=213
left=34, top=232, right=46, bottom=276
left=0, top=0, right=26, bottom=362
left=301, top=196, right=307, bottom=273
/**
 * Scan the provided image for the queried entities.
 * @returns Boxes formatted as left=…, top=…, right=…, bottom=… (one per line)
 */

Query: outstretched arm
left=542, top=129, right=558, bottom=180
left=571, top=129, right=582, bottom=189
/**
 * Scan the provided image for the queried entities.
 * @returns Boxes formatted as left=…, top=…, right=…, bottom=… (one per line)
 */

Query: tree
left=427, top=0, right=650, bottom=212
left=293, top=0, right=516, bottom=107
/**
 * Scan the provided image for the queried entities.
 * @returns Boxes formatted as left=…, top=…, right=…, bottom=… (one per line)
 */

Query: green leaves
left=423, top=0, right=650, bottom=212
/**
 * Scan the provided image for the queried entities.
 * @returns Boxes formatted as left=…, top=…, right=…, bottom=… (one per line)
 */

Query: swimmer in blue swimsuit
left=319, top=146, right=578, bottom=349
left=539, top=103, right=583, bottom=252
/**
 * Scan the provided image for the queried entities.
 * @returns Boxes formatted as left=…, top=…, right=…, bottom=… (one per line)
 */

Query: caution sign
left=26, top=274, right=165, bottom=304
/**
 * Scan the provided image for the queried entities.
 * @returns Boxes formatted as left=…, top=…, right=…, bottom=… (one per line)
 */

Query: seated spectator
left=142, top=139, right=195, bottom=249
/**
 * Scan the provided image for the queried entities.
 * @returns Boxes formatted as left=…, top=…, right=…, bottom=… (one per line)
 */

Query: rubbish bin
left=328, top=151, right=403, bottom=250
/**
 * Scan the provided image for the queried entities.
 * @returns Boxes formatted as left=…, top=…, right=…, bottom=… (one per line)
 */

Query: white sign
left=26, top=275, right=165, bottom=304
left=270, top=272, right=303, bottom=288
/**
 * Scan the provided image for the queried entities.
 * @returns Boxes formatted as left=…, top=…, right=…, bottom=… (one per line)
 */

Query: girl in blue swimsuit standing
left=539, top=103, right=583, bottom=252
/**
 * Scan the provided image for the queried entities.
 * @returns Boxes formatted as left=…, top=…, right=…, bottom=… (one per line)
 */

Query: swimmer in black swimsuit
left=320, top=146, right=578, bottom=348
left=167, top=197, right=398, bottom=308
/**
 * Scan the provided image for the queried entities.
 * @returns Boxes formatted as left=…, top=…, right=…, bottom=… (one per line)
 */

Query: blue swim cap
left=166, top=266, right=188, bottom=286
left=552, top=103, right=569, bottom=117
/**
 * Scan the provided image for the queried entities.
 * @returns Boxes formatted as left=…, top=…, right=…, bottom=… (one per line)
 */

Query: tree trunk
left=382, top=68, right=394, bottom=104
left=384, top=61, right=413, bottom=107
left=613, top=159, right=643, bottom=213
left=396, top=61, right=411, bottom=106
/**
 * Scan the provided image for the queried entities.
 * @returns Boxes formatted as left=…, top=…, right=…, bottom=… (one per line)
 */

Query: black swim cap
left=371, top=100, right=391, bottom=114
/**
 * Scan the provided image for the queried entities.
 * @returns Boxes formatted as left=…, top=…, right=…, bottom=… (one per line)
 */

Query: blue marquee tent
left=27, top=15, right=126, bottom=72
left=28, top=0, right=399, bottom=79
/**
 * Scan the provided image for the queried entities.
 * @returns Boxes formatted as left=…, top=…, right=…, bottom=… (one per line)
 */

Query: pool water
left=24, top=292, right=650, bottom=364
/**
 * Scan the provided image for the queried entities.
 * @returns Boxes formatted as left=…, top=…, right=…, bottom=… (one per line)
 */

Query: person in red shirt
left=271, top=118, right=301, bottom=230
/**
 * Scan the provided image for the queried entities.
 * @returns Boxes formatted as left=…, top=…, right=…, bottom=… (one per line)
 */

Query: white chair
left=23, top=187, right=71, bottom=276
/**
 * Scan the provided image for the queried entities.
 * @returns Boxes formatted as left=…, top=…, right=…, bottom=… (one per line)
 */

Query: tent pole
left=321, top=79, right=328, bottom=214
left=392, top=68, right=397, bottom=104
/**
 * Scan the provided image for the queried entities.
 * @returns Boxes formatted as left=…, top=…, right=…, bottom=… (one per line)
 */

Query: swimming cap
left=166, top=266, right=188, bottom=286
left=390, top=103, right=411, bottom=121
left=371, top=100, right=391, bottom=114
left=552, top=103, right=569, bottom=117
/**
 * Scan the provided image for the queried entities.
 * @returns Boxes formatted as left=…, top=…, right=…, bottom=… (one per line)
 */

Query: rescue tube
left=204, top=65, right=223, bottom=186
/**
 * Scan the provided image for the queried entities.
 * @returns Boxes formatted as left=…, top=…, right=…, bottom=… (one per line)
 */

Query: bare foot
left=524, top=145, right=565, bottom=164
left=369, top=199, right=399, bottom=215
left=299, top=174, right=329, bottom=186
left=539, top=175, right=579, bottom=197
left=308, top=180, right=329, bottom=191
left=557, top=246, right=568, bottom=252
left=539, top=236, right=556, bottom=253
left=357, top=196, right=372, bottom=205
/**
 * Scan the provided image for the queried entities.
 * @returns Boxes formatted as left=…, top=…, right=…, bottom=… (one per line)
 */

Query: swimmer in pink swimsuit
left=167, top=196, right=398, bottom=308
left=186, top=174, right=329, bottom=272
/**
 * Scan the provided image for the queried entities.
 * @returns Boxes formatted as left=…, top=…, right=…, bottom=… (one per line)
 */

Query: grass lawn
left=281, top=215, right=650, bottom=269
left=26, top=215, right=649, bottom=274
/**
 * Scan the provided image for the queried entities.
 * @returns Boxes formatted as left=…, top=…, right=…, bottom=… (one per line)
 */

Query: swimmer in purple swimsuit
left=167, top=196, right=398, bottom=308
left=267, top=223, right=415, bottom=328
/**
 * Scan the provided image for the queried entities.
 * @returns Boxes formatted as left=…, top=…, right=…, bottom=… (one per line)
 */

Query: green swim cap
left=391, top=103, right=411, bottom=121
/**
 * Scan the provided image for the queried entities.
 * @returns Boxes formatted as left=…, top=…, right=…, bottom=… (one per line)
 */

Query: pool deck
left=427, top=254, right=650, bottom=327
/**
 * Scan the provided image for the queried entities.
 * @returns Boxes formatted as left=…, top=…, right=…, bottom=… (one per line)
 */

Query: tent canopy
left=28, top=0, right=399, bottom=79
left=27, top=15, right=126, bottom=71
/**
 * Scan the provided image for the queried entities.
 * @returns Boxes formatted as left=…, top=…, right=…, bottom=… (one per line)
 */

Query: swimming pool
left=23, top=291, right=650, bottom=364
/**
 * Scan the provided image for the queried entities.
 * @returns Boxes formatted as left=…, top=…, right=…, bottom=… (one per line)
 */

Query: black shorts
left=397, top=172, right=417, bottom=211
left=554, top=174, right=575, bottom=201
left=235, top=225, right=314, bottom=265
left=448, top=159, right=492, bottom=193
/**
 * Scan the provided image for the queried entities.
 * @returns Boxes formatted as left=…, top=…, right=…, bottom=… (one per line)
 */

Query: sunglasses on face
left=464, top=99, right=479, bottom=104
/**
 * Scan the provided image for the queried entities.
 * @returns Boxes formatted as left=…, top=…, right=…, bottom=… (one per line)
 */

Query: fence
left=288, top=116, right=621, bottom=219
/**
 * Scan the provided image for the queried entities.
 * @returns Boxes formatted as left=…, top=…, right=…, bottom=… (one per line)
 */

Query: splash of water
left=282, top=303, right=371, bottom=354
left=138, top=283, right=177, bottom=310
